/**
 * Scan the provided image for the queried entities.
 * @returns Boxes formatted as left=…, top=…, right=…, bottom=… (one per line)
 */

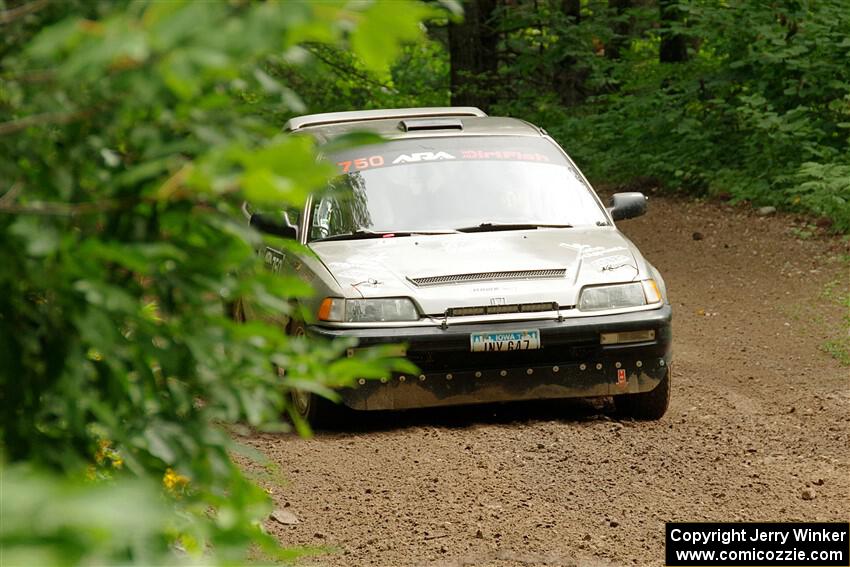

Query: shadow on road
left=316, top=397, right=616, bottom=436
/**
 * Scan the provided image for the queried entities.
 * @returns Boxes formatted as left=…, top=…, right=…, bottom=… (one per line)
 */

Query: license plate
left=470, top=329, right=541, bottom=353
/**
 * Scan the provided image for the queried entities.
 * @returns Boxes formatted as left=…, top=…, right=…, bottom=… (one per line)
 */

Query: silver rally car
left=246, top=107, right=672, bottom=423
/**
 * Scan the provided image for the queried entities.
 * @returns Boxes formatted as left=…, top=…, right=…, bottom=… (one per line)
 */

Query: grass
left=819, top=266, right=850, bottom=366
left=790, top=225, right=818, bottom=240
left=821, top=339, right=850, bottom=366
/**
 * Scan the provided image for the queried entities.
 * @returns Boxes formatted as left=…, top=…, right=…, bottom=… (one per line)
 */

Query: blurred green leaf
left=350, top=0, right=436, bottom=75
left=0, top=1, right=434, bottom=565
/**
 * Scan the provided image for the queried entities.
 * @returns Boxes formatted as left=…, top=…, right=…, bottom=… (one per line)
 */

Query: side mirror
left=250, top=212, right=298, bottom=239
left=608, top=192, right=647, bottom=221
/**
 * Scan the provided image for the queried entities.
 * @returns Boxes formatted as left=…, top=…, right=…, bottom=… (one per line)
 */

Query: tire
left=286, top=321, right=345, bottom=428
left=615, top=365, right=671, bottom=420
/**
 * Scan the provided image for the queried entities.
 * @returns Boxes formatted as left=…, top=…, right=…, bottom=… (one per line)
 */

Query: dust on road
left=241, top=195, right=850, bottom=567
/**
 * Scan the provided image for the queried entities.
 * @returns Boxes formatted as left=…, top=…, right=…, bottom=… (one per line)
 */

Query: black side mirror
left=608, top=192, right=648, bottom=221
left=250, top=212, right=298, bottom=239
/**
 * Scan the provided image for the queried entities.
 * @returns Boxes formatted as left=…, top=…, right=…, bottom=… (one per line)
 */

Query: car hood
left=310, top=228, right=648, bottom=316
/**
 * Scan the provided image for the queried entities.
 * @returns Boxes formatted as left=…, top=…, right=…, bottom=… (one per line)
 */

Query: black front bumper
left=310, top=304, right=672, bottom=411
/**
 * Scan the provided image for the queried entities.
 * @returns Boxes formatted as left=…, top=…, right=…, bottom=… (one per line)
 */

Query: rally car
left=246, top=107, right=672, bottom=424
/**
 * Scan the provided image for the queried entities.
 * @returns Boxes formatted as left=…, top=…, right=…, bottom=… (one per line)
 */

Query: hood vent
left=408, top=268, right=566, bottom=287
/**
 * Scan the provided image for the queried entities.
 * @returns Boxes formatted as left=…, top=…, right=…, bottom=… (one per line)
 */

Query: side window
left=245, top=203, right=300, bottom=226
left=284, top=206, right=301, bottom=227
left=310, top=197, right=336, bottom=240
left=308, top=175, right=373, bottom=240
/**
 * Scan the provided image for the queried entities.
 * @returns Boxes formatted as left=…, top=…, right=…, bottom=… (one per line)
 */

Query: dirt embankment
left=240, top=195, right=850, bottom=567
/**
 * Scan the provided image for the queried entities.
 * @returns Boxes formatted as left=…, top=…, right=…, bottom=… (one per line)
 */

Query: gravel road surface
left=241, top=195, right=849, bottom=567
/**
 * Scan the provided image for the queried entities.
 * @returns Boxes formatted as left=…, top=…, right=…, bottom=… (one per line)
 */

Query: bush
left=0, top=1, right=432, bottom=563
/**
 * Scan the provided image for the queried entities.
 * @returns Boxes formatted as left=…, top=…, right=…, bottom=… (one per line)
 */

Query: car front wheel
left=286, top=321, right=345, bottom=428
left=614, top=365, right=671, bottom=420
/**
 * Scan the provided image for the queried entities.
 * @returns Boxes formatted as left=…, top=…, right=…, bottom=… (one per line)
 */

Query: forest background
left=295, top=0, right=850, bottom=231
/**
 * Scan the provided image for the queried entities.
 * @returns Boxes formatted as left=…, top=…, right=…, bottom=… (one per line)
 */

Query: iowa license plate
left=470, top=329, right=541, bottom=353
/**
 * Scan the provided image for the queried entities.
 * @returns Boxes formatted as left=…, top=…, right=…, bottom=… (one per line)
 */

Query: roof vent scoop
left=400, top=118, right=464, bottom=132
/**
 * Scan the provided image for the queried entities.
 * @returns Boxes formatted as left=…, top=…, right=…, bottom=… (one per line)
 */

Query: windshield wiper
left=313, top=230, right=403, bottom=242
left=313, top=229, right=458, bottom=242
left=454, top=222, right=574, bottom=233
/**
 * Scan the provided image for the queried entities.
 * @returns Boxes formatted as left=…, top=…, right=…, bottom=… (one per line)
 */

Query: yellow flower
left=163, top=468, right=189, bottom=492
left=94, top=440, right=110, bottom=464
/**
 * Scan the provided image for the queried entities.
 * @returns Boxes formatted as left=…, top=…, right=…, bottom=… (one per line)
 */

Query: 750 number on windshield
left=337, top=155, right=384, bottom=173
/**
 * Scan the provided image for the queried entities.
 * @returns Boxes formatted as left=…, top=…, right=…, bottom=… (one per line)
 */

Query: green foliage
left=267, top=35, right=451, bottom=116
left=791, top=162, right=850, bottom=230
left=488, top=0, right=850, bottom=231
left=1, top=465, right=169, bottom=566
left=0, top=0, right=432, bottom=564
left=491, top=0, right=620, bottom=105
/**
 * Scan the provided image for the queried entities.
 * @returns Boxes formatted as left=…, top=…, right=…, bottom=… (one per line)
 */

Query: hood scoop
left=408, top=268, right=567, bottom=287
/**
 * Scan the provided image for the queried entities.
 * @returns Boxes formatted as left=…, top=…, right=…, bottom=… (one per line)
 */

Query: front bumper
left=310, top=304, right=672, bottom=411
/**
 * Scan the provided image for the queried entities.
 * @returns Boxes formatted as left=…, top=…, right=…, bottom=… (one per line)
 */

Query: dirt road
left=242, top=195, right=850, bottom=567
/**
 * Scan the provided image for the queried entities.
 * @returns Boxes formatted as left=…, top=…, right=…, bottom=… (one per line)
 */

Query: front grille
left=446, top=301, right=559, bottom=317
left=408, top=268, right=566, bottom=287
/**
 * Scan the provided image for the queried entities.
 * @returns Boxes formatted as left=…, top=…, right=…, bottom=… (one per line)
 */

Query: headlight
left=578, top=280, right=662, bottom=311
left=318, top=297, right=419, bottom=322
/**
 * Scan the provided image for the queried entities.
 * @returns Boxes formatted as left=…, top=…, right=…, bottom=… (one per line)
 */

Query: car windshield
left=309, top=136, right=607, bottom=242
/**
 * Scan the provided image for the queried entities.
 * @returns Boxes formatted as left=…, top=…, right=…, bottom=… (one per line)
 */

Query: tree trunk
left=606, top=0, right=631, bottom=60
left=561, top=0, right=580, bottom=24
left=552, top=0, right=585, bottom=106
left=448, top=0, right=498, bottom=111
left=659, top=0, right=688, bottom=63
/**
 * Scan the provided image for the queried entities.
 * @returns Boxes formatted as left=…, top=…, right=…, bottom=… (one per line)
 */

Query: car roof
left=285, top=107, right=545, bottom=143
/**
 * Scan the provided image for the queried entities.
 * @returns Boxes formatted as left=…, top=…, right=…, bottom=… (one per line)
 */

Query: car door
left=239, top=204, right=302, bottom=329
